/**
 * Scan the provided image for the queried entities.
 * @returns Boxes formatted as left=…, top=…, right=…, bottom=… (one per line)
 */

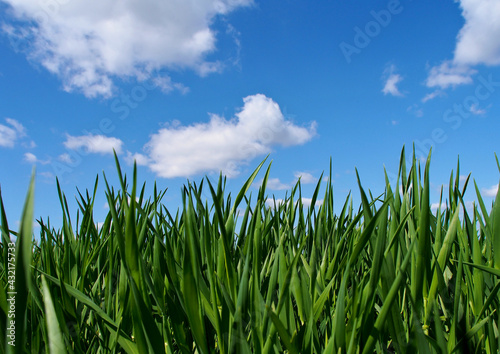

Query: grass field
left=1, top=147, right=500, bottom=353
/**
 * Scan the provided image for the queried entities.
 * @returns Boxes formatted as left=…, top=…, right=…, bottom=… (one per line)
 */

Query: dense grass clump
left=1, top=147, right=500, bottom=353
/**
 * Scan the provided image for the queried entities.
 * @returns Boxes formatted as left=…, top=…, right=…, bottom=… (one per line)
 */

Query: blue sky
left=0, top=0, right=499, bottom=230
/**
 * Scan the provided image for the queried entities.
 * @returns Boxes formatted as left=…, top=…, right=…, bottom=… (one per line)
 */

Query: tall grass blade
left=41, top=276, right=67, bottom=354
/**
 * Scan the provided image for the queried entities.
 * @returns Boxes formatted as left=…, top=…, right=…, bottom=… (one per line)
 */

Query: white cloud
left=5, top=118, right=26, bottom=135
left=63, top=134, right=124, bottom=155
left=426, top=1, right=500, bottom=89
left=265, top=198, right=285, bottom=209
left=125, top=151, right=151, bottom=166
left=24, top=152, right=37, bottom=163
left=301, top=197, right=323, bottom=208
left=58, top=153, right=73, bottom=163
left=421, top=90, right=445, bottom=103
left=264, top=197, right=323, bottom=210
left=294, top=171, right=316, bottom=184
left=0, top=118, right=26, bottom=147
left=431, top=202, right=447, bottom=211
left=263, top=178, right=291, bottom=191
left=425, top=61, right=476, bottom=89
left=482, top=184, right=498, bottom=197
left=382, top=65, right=404, bottom=96
left=1, top=0, right=253, bottom=97
left=24, top=152, right=50, bottom=164
left=454, top=0, right=500, bottom=66
left=132, top=94, right=316, bottom=178
left=256, top=172, right=317, bottom=191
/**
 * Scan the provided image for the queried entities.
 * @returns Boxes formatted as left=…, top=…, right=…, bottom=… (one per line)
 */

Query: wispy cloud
left=39, top=171, right=55, bottom=179
left=1, top=0, right=253, bottom=98
left=130, top=94, right=316, bottom=178
left=407, top=104, right=423, bottom=117
left=63, top=134, right=124, bottom=155
left=421, top=90, right=445, bottom=103
left=58, top=153, right=73, bottom=163
left=0, top=118, right=27, bottom=147
left=469, top=104, right=487, bottom=115
left=382, top=65, right=404, bottom=96
left=426, top=61, right=476, bottom=89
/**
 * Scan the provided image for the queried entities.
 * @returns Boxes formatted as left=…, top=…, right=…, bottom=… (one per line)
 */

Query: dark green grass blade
left=182, top=196, right=209, bottom=354
left=362, top=241, right=415, bottom=354
left=128, top=273, right=165, bottom=353
left=37, top=270, right=138, bottom=353
left=229, top=156, right=268, bottom=216
left=266, top=306, right=300, bottom=354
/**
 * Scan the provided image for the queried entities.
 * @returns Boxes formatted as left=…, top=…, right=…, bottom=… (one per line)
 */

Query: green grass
left=1, top=146, right=500, bottom=353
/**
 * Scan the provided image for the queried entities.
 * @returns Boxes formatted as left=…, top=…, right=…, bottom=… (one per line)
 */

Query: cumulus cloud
left=426, top=0, right=500, bottom=89
left=1, top=0, right=253, bottom=97
left=454, top=0, right=500, bottom=66
left=131, top=94, right=316, bottom=178
left=63, top=134, right=124, bottom=154
left=0, top=118, right=26, bottom=147
left=125, top=151, right=151, bottom=166
left=482, top=184, right=498, bottom=197
left=382, top=65, right=404, bottom=96
left=263, top=178, right=291, bottom=191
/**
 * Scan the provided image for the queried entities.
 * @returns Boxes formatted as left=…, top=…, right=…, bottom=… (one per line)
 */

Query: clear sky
left=0, top=0, right=499, bottom=230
